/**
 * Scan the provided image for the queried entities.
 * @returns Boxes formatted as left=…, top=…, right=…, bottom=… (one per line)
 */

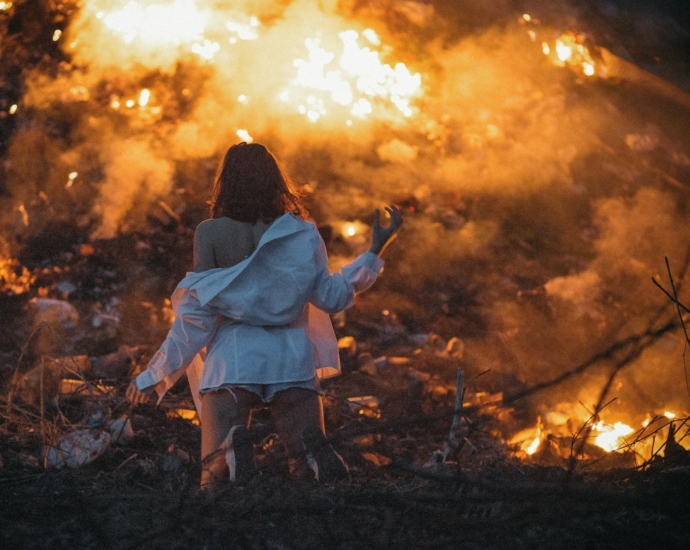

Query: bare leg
left=200, top=388, right=258, bottom=487
left=270, top=388, right=324, bottom=479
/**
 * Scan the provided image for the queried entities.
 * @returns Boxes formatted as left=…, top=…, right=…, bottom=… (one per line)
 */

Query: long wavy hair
left=208, top=142, right=306, bottom=222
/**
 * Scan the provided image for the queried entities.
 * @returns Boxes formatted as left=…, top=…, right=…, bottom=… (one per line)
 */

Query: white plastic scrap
left=46, top=429, right=111, bottom=469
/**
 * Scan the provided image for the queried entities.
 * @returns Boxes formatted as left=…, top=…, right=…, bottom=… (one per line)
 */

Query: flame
left=0, top=2, right=12, bottom=10
left=98, top=0, right=207, bottom=47
left=138, top=89, right=150, bottom=107
left=236, top=129, right=253, bottom=143
left=544, top=32, right=598, bottom=77
left=283, top=29, right=421, bottom=123
left=593, top=421, right=634, bottom=452
left=510, top=417, right=543, bottom=456
left=0, top=257, right=34, bottom=295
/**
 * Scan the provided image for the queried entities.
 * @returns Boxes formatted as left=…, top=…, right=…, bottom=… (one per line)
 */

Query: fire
left=78, top=0, right=422, bottom=125
left=235, top=129, right=253, bottom=143
left=0, top=257, right=34, bottom=295
left=97, top=0, right=207, bottom=47
left=138, top=89, right=150, bottom=107
left=284, top=29, right=421, bottom=123
left=510, top=417, right=544, bottom=456
left=593, top=421, right=634, bottom=452
left=543, top=32, right=598, bottom=77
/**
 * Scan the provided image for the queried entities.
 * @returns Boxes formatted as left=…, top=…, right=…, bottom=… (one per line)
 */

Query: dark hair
left=208, top=142, right=306, bottom=222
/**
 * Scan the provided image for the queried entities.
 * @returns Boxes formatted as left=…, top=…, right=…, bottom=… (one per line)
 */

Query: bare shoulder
left=195, top=218, right=230, bottom=239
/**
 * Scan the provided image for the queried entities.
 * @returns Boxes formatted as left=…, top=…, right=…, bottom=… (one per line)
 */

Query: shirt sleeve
left=134, top=290, right=219, bottom=391
left=309, top=234, right=385, bottom=314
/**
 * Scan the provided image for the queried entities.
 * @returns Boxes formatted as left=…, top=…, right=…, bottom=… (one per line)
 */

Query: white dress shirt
left=135, top=213, right=384, bottom=410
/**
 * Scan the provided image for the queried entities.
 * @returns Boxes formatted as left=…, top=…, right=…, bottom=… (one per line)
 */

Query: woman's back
left=194, top=217, right=272, bottom=272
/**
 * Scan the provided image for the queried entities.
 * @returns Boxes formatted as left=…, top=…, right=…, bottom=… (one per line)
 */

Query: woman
left=127, top=142, right=402, bottom=487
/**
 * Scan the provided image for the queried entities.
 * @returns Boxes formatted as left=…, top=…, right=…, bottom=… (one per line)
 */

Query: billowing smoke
left=2, top=0, right=690, bottom=427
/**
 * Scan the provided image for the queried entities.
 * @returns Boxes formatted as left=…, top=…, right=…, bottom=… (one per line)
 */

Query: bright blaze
left=555, top=40, right=572, bottom=62
left=125, top=99, right=135, bottom=108
left=138, top=88, right=150, bottom=107
left=0, top=2, right=12, bottom=10
left=99, top=0, right=206, bottom=46
left=236, top=129, right=253, bottom=143
left=53, top=29, right=62, bottom=41
left=522, top=14, right=531, bottom=22
left=526, top=435, right=541, bottom=455
left=191, top=39, right=219, bottom=60
left=593, top=421, right=634, bottom=452
left=286, top=29, right=421, bottom=122
left=226, top=19, right=259, bottom=41
left=546, top=33, right=597, bottom=77
left=9, top=104, right=17, bottom=114
left=344, top=223, right=357, bottom=237
left=664, top=411, right=676, bottom=419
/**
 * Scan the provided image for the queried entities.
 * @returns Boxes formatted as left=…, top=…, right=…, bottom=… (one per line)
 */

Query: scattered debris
left=46, top=429, right=111, bottom=469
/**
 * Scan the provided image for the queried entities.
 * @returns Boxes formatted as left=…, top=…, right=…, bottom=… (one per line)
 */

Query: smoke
left=4, top=0, right=690, bottom=419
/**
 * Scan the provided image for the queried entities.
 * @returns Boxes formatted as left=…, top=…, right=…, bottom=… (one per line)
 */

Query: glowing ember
left=544, top=32, right=598, bottom=77
left=236, top=129, right=253, bottom=143
left=593, top=421, right=634, bottom=452
left=0, top=257, right=34, bottom=295
left=53, top=29, right=62, bottom=42
left=284, top=29, right=421, bottom=123
left=138, top=89, right=150, bottom=107
left=510, top=417, right=543, bottom=456
left=664, top=411, right=676, bottom=419
left=66, top=171, right=78, bottom=189
left=9, top=104, right=17, bottom=114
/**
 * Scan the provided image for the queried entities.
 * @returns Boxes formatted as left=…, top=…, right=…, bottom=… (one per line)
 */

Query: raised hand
left=369, top=205, right=403, bottom=257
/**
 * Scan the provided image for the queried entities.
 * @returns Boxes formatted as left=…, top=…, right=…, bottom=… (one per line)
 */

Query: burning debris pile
left=2, top=0, right=690, bottom=547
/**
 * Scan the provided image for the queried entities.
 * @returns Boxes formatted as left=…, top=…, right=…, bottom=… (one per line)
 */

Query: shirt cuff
left=355, top=251, right=385, bottom=273
left=135, top=370, right=158, bottom=390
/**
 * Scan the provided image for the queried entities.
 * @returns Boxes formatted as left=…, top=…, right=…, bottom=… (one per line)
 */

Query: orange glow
left=593, top=421, right=634, bottom=452
left=236, top=129, right=253, bottom=143
left=284, top=29, right=421, bottom=123
left=138, top=88, right=150, bottom=107
left=544, top=32, right=598, bottom=77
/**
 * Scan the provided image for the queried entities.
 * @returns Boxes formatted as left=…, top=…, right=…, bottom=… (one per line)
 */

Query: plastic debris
left=109, top=417, right=134, bottom=443
left=46, top=429, right=111, bottom=469
left=56, top=281, right=77, bottom=295
left=31, top=298, right=79, bottom=329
